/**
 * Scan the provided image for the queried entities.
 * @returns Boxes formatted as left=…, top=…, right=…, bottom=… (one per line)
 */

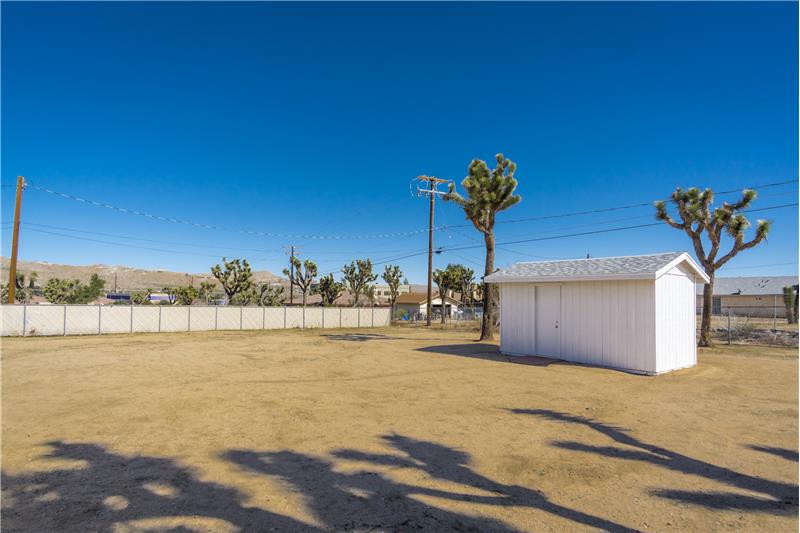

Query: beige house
left=696, top=276, right=798, bottom=318
left=393, top=292, right=460, bottom=320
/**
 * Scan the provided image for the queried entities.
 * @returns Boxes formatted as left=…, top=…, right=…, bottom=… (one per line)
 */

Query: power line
left=20, top=222, right=284, bottom=255
left=444, top=179, right=798, bottom=230
left=26, top=182, right=443, bottom=241
left=25, top=178, right=795, bottom=245
left=24, top=227, right=268, bottom=259
left=442, top=203, right=798, bottom=253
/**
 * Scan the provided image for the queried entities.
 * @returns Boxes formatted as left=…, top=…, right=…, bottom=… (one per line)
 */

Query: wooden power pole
left=7, top=176, right=26, bottom=304
left=415, top=175, right=449, bottom=326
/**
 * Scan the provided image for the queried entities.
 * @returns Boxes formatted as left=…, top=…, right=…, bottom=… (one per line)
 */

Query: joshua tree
left=381, top=265, right=403, bottom=306
left=314, top=274, right=344, bottom=306
left=198, top=280, right=217, bottom=304
left=211, top=258, right=253, bottom=302
left=283, top=257, right=317, bottom=307
left=131, top=289, right=153, bottom=305
left=444, top=154, right=521, bottom=339
left=257, top=283, right=285, bottom=307
left=655, top=187, right=770, bottom=346
left=43, top=278, right=76, bottom=304
left=28, top=271, right=38, bottom=289
left=432, top=268, right=456, bottom=324
left=342, top=258, right=377, bottom=307
left=783, top=286, right=797, bottom=325
left=449, top=264, right=475, bottom=304
left=230, top=285, right=258, bottom=306
left=176, top=286, right=198, bottom=305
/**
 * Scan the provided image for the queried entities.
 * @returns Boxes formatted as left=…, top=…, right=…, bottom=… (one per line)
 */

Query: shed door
left=535, top=285, right=561, bottom=357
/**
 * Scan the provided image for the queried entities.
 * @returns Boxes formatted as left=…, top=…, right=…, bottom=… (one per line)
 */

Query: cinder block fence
left=0, top=305, right=391, bottom=337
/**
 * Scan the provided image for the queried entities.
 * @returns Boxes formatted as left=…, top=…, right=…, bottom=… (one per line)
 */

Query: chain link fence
left=698, top=306, right=798, bottom=346
left=0, top=304, right=391, bottom=337
left=393, top=305, right=486, bottom=329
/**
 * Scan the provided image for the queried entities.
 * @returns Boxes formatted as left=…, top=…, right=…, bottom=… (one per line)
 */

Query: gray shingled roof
left=696, top=276, right=798, bottom=296
left=485, top=252, right=705, bottom=283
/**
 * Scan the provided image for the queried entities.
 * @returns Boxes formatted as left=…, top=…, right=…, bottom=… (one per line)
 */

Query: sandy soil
left=2, top=327, right=797, bottom=532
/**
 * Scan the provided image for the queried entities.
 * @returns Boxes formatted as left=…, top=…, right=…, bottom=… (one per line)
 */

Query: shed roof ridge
left=515, top=251, right=683, bottom=265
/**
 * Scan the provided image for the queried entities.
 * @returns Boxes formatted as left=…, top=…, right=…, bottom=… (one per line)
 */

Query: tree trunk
left=699, top=272, right=715, bottom=347
left=480, top=232, right=495, bottom=340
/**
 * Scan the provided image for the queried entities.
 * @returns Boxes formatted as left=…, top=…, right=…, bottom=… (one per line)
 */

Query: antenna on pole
left=414, top=175, right=451, bottom=326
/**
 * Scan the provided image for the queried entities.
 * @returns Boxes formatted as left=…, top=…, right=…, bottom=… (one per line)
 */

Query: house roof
left=695, top=276, right=799, bottom=296
left=484, top=252, right=710, bottom=284
left=395, top=292, right=460, bottom=305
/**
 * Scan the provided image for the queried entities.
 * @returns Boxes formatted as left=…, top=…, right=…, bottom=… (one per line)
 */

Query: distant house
left=696, top=276, right=799, bottom=318
left=393, top=292, right=460, bottom=320
left=369, top=283, right=412, bottom=302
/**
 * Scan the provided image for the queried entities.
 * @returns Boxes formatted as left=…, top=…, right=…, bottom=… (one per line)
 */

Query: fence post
left=188, top=306, right=191, bottom=332
left=215, top=306, right=218, bottom=330
left=302, top=306, right=305, bottom=330
left=339, top=307, right=342, bottom=328
left=130, top=305, right=134, bottom=333
left=63, top=305, right=68, bottom=336
left=262, top=307, right=266, bottom=329
left=322, top=307, right=325, bottom=328
left=284, top=306, right=287, bottom=329
left=240, top=306, right=243, bottom=330
left=22, top=304, right=26, bottom=337
left=98, top=305, right=102, bottom=335
left=773, top=296, right=777, bottom=331
left=158, top=305, right=162, bottom=333
left=358, top=307, right=360, bottom=328
left=727, top=307, right=731, bottom=345
left=371, top=306, right=374, bottom=327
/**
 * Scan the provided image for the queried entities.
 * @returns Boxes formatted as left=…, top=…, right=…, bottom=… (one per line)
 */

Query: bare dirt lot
left=2, top=327, right=797, bottom=532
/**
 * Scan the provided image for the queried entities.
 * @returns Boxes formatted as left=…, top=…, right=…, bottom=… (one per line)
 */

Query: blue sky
left=2, top=2, right=797, bottom=283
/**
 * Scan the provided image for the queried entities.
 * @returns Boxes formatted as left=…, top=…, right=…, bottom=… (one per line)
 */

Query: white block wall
left=0, top=305, right=391, bottom=337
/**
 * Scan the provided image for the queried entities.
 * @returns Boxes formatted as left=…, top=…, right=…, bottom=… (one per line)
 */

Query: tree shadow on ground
left=747, top=444, right=799, bottom=462
left=225, top=433, right=640, bottom=532
left=510, top=408, right=798, bottom=515
left=1, top=441, right=316, bottom=533
left=416, top=344, right=560, bottom=366
left=321, top=333, right=403, bottom=342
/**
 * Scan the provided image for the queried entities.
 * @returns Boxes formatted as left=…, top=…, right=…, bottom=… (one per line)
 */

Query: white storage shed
left=485, top=252, right=709, bottom=375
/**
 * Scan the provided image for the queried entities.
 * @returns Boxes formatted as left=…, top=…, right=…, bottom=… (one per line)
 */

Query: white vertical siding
left=499, top=284, right=536, bottom=355
left=500, top=280, right=658, bottom=373
left=561, top=280, right=656, bottom=373
left=655, top=264, right=697, bottom=373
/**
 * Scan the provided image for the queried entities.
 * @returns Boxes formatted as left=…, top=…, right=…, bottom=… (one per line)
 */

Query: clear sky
left=2, top=2, right=797, bottom=283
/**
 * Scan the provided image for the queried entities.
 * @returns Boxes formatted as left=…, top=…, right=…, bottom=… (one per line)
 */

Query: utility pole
left=283, top=246, right=301, bottom=305
left=7, top=176, right=26, bottom=304
left=415, top=175, right=449, bottom=326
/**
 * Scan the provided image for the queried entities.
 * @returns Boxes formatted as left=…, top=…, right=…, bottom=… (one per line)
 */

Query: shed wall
left=499, top=280, right=657, bottom=373
left=655, top=264, right=697, bottom=373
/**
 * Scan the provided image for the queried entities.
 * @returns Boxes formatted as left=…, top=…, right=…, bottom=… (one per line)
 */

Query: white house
left=485, top=252, right=709, bottom=375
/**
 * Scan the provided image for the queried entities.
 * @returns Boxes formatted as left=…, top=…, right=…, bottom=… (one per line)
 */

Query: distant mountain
left=0, top=257, right=282, bottom=291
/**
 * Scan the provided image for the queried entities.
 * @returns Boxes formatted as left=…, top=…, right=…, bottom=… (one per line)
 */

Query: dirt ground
left=2, top=327, right=797, bottom=532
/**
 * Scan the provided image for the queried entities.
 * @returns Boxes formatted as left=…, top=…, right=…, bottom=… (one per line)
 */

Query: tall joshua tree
left=381, top=265, right=403, bottom=306
left=444, top=154, right=521, bottom=340
left=655, top=187, right=770, bottom=347
left=342, top=258, right=377, bottom=307
left=211, top=257, right=254, bottom=302
left=283, top=257, right=317, bottom=307
left=432, top=268, right=455, bottom=324
left=314, top=274, right=344, bottom=306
